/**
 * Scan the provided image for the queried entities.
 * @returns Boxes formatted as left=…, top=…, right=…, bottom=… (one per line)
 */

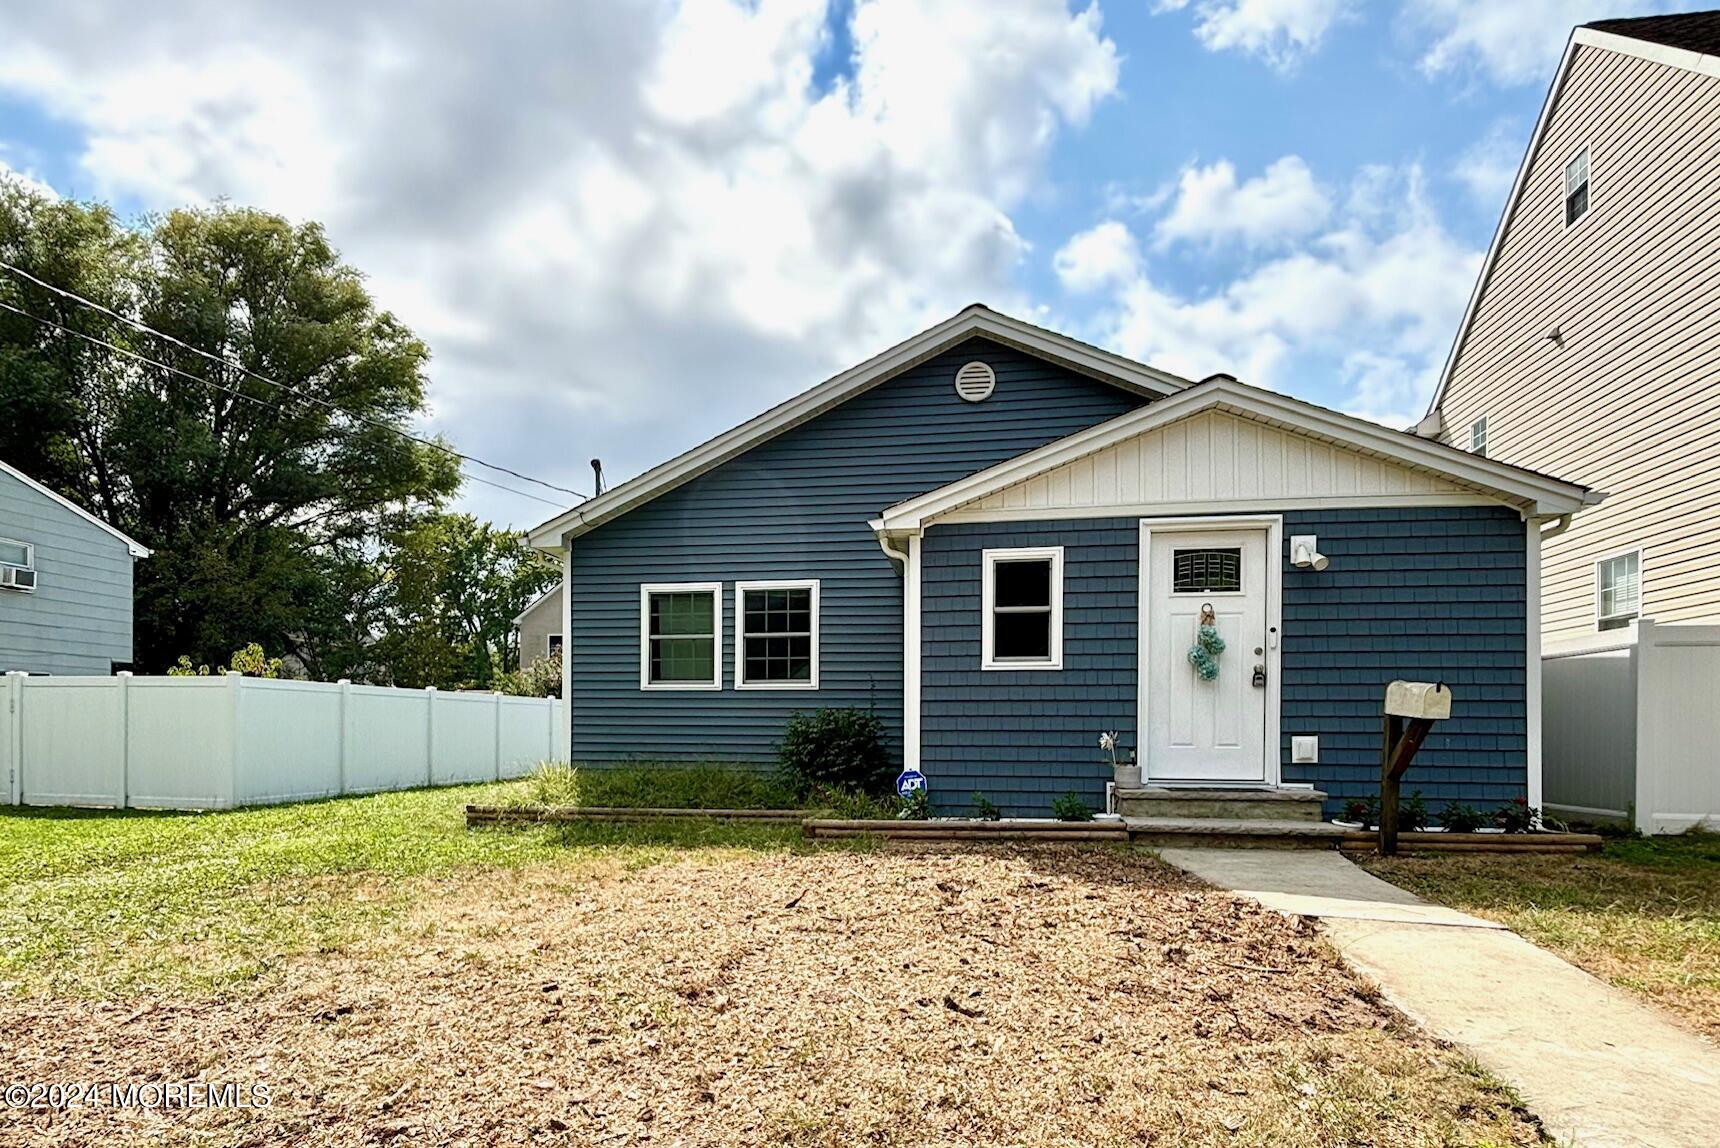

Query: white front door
left=1144, top=525, right=1270, bottom=783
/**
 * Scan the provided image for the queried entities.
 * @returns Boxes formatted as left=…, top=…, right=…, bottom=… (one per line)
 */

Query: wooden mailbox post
left=1379, top=681, right=1452, bottom=856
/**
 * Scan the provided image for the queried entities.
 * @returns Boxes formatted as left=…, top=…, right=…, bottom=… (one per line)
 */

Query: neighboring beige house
left=513, top=585, right=562, bottom=669
left=1420, top=11, right=1720, bottom=643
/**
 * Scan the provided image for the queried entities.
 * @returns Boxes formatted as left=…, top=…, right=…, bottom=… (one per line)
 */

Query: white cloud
left=1071, top=162, right=1477, bottom=420
left=0, top=156, right=57, bottom=201
left=1154, top=0, right=1355, bottom=70
left=0, top=0, right=1120, bottom=524
left=1153, top=155, right=1330, bottom=249
left=1408, top=0, right=1670, bottom=86
left=1453, top=118, right=1523, bottom=208
left=1053, top=220, right=1141, bottom=292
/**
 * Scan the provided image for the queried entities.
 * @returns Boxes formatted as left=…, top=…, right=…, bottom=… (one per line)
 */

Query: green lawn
left=0, top=781, right=808, bottom=998
left=1363, top=832, right=1720, bottom=1039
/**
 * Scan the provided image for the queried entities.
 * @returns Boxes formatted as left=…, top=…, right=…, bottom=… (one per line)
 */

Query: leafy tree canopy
left=0, top=178, right=554, bottom=687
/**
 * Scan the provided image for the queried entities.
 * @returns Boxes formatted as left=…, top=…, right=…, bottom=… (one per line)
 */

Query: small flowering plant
left=1098, top=730, right=1121, bottom=768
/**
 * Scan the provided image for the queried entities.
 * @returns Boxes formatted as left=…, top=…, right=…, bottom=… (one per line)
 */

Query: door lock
left=1251, top=664, right=1267, bottom=688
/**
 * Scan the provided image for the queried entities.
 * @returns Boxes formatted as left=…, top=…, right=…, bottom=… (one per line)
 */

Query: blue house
left=528, top=307, right=1596, bottom=817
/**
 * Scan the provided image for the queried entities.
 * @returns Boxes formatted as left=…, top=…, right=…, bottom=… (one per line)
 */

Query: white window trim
left=1594, top=548, right=1641, bottom=630
left=1563, top=144, right=1592, bottom=232
left=0, top=538, right=33, bottom=569
left=546, top=632, right=563, bottom=656
left=1469, top=415, right=1488, bottom=458
left=981, top=546, right=1063, bottom=671
left=735, top=579, right=820, bottom=691
left=639, top=581, right=723, bottom=691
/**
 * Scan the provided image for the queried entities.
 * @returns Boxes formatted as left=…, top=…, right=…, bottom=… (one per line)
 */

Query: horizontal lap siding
left=1434, top=45, right=1720, bottom=639
left=1280, top=507, right=1528, bottom=816
left=569, top=339, right=1146, bottom=768
left=0, top=471, right=135, bottom=675
left=920, top=519, right=1138, bottom=817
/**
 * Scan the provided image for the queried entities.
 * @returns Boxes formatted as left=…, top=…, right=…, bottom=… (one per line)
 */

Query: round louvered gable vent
left=954, top=361, right=996, bottom=403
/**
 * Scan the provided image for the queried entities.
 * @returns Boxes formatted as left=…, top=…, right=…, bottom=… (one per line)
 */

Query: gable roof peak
left=527, top=306, right=1192, bottom=549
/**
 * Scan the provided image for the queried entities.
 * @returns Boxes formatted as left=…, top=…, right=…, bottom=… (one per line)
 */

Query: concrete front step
left=1125, top=817, right=1346, bottom=849
left=1115, top=786, right=1327, bottom=822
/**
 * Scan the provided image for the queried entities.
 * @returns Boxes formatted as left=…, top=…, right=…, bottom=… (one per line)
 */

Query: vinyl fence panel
left=8, top=672, right=562, bottom=810
left=1543, top=619, right=1720, bottom=834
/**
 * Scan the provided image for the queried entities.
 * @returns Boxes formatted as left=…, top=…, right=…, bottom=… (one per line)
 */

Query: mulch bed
left=0, top=847, right=1537, bottom=1146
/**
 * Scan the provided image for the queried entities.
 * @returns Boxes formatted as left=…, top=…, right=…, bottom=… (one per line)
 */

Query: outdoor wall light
left=1290, top=535, right=1330, bottom=572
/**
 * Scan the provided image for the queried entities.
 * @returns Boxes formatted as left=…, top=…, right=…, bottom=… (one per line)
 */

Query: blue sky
left=0, top=1, right=1698, bottom=525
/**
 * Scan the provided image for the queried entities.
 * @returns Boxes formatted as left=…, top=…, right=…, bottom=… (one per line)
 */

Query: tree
left=369, top=511, right=560, bottom=690
left=0, top=180, right=460, bottom=670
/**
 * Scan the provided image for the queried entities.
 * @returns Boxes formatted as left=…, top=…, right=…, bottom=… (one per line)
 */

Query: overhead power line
left=0, top=298, right=569, bottom=510
left=0, top=259, right=588, bottom=503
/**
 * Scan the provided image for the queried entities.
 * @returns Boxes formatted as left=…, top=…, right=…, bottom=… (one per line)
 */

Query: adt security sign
left=895, top=769, right=926, bottom=798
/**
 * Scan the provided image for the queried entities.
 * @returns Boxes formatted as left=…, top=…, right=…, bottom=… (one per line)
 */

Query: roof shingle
left=1585, top=10, right=1720, bottom=57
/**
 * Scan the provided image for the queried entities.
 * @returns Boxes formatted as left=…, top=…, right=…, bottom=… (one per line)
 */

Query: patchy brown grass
left=1, top=846, right=1539, bottom=1147
left=1362, top=833, right=1720, bottom=1041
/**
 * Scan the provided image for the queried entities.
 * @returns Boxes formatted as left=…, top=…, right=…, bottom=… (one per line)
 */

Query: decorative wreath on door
left=1186, top=603, right=1226, bottom=681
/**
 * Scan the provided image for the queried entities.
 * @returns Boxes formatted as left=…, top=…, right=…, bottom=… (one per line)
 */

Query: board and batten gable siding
left=568, top=338, right=1148, bottom=766
left=955, top=408, right=1480, bottom=516
left=1279, top=506, right=1528, bottom=816
left=1434, top=42, right=1720, bottom=640
left=920, top=518, right=1137, bottom=816
left=0, top=468, right=135, bottom=674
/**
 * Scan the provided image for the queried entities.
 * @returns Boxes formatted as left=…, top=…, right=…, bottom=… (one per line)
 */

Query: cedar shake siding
left=917, top=507, right=1528, bottom=818
left=567, top=337, right=1148, bottom=767
left=1433, top=39, right=1720, bottom=640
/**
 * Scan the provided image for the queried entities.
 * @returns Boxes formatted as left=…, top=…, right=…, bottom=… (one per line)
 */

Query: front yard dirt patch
left=2, top=846, right=1539, bottom=1147
left=1363, top=833, right=1720, bottom=1041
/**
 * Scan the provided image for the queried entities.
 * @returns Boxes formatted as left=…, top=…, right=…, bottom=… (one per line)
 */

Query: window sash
left=640, top=584, right=721, bottom=689
left=736, top=581, right=819, bottom=689
left=1596, top=551, right=1640, bottom=626
left=1565, top=149, right=1589, bottom=225
left=1470, top=417, right=1488, bottom=457
left=982, top=548, right=1063, bottom=670
left=0, top=539, right=30, bottom=569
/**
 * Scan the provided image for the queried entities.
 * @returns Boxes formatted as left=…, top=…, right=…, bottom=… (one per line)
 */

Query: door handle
left=1251, top=664, right=1267, bottom=688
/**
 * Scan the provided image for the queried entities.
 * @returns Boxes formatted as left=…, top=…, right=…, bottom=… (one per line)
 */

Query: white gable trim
left=526, top=305, right=1189, bottom=550
left=1420, top=26, right=1720, bottom=431
left=0, top=459, right=150, bottom=557
left=879, top=379, right=1596, bottom=533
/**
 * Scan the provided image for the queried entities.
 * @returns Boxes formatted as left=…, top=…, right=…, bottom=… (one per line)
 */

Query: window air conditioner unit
left=1, top=567, right=36, bottom=591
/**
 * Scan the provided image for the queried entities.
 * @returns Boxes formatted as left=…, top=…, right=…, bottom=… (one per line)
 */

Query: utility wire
left=0, top=259, right=588, bottom=502
left=0, top=298, right=568, bottom=510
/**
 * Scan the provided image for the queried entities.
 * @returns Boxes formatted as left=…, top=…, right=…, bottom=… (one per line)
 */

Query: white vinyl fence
left=1543, top=619, right=1720, bottom=834
left=2, top=671, right=564, bottom=810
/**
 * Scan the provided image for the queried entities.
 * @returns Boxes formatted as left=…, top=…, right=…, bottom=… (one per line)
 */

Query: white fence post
left=116, top=671, right=132, bottom=809
left=337, top=679, right=351, bottom=794
left=493, top=691, right=504, bottom=781
left=425, top=686, right=437, bottom=787
left=4, top=671, right=23, bottom=806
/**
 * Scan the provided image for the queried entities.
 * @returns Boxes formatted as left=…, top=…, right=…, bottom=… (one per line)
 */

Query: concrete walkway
left=1160, top=848, right=1720, bottom=1148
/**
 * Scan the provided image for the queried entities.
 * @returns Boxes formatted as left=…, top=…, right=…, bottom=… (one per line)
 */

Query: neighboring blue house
left=528, top=307, right=1596, bottom=817
left=0, top=459, right=150, bottom=675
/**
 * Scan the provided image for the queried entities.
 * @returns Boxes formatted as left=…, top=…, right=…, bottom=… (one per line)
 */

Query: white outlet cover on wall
left=1291, top=735, right=1319, bottom=763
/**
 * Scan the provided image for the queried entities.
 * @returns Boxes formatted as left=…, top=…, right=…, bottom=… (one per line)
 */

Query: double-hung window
left=1596, top=550, right=1640, bottom=631
left=981, top=547, right=1063, bottom=670
left=640, top=583, right=721, bottom=689
left=1565, top=147, right=1590, bottom=227
left=0, top=538, right=35, bottom=592
left=736, top=580, right=819, bottom=689
left=1469, top=415, right=1488, bottom=458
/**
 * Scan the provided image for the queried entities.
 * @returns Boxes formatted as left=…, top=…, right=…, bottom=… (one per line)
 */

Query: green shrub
left=1441, top=802, right=1486, bottom=833
left=1400, top=790, right=1430, bottom=832
left=897, top=788, right=931, bottom=820
left=1342, top=796, right=1380, bottom=830
left=777, top=708, right=890, bottom=797
left=1051, top=791, right=1093, bottom=821
left=971, top=791, right=1001, bottom=821
left=1494, top=798, right=1540, bottom=834
left=524, top=763, right=797, bottom=810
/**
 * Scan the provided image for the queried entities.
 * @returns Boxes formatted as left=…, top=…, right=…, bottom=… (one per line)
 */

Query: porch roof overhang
left=874, top=378, right=1600, bottom=540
